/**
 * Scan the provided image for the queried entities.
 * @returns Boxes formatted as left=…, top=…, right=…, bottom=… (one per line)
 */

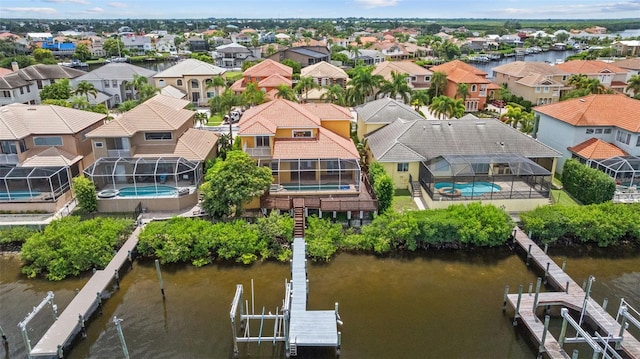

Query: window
left=190, top=79, right=199, bottom=88
left=94, top=141, right=104, bottom=148
left=411, top=76, right=417, bottom=82
left=604, top=129, right=612, bottom=134
left=586, top=129, right=594, bottom=134
left=471, top=84, right=477, bottom=92
left=425, top=76, right=430, bottom=82
left=112, top=80, right=118, bottom=87
left=34, top=136, right=63, bottom=146
left=397, top=163, right=409, bottom=172
left=1, top=141, right=17, bottom=154
left=20, top=87, right=24, bottom=95
left=176, top=79, right=183, bottom=86
left=37, top=80, right=43, bottom=89
left=104, top=80, right=110, bottom=88
left=595, top=129, right=603, bottom=134
left=158, top=79, right=165, bottom=87
left=535, top=86, right=541, bottom=93
left=292, top=130, right=312, bottom=138
left=256, top=136, right=270, bottom=147
left=543, top=86, right=549, bottom=93
left=616, top=130, right=631, bottom=145
left=1, top=91, right=10, bottom=98
left=145, top=132, right=172, bottom=141
left=206, top=91, right=215, bottom=98
left=562, top=75, right=568, bottom=81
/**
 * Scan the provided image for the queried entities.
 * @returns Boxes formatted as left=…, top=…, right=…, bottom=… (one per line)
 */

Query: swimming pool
left=281, top=184, right=351, bottom=191
left=435, top=182, right=502, bottom=197
left=118, top=185, right=177, bottom=197
left=0, top=191, right=41, bottom=200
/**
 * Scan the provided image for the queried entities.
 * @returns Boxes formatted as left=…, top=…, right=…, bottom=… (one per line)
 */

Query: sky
left=1, top=0, right=640, bottom=20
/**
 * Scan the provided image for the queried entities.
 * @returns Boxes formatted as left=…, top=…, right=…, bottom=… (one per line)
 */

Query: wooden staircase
left=293, top=198, right=305, bottom=238
left=411, top=181, right=421, bottom=197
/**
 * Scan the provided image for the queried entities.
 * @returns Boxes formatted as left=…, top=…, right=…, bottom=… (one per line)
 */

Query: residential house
left=0, top=32, right=28, bottom=54
left=534, top=94, right=640, bottom=173
left=373, top=61, right=432, bottom=92
left=0, top=104, right=106, bottom=212
left=492, top=61, right=571, bottom=105
left=555, top=60, right=629, bottom=93
left=370, top=42, right=410, bottom=60
left=429, top=60, right=500, bottom=112
left=230, top=59, right=292, bottom=97
left=339, top=49, right=385, bottom=66
left=238, top=99, right=377, bottom=214
left=266, top=46, right=330, bottom=68
left=155, top=35, right=177, bottom=53
left=121, top=35, right=153, bottom=56
left=26, top=32, right=53, bottom=43
left=84, top=94, right=218, bottom=212
left=87, top=36, right=106, bottom=57
left=365, top=118, right=560, bottom=211
left=153, top=59, right=226, bottom=106
left=0, top=63, right=86, bottom=106
left=612, top=40, right=640, bottom=57
left=300, top=61, right=349, bottom=88
left=187, top=36, right=208, bottom=52
left=71, top=63, right=157, bottom=108
left=613, top=58, right=640, bottom=96
left=355, top=97, right=424, bottom=140
left=214, top=43, right=257, bottom=69
left=403, top=42, right=431, bottom=58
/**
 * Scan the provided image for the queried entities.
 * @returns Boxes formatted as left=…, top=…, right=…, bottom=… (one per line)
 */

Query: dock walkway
left=507, top=227, right=640, bottom=359
left=30, top=225, right=142, bottom=357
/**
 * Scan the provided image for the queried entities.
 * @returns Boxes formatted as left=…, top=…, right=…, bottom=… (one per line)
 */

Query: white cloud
left=2, top=7, right=58, bottom=14
left=355, top=0, right=400, bottom=8
left=85, top=7, right=104, bottom=12
left=107, top=2, right=128, bottom=8
left=43, top=0, right=91, bottom=4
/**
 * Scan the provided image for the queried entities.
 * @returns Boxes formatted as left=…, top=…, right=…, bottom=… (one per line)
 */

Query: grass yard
left=392, top=189, right=419, bottom=212
left=550, top=189, right=581, bottom=206
left=206, top=113, right=224, bottom=126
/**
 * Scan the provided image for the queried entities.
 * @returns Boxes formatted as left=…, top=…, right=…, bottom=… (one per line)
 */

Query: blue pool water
left=118, top=185, right=177, bottom=197
left=0, top=191, right=41, bottom=200
left=435, top=182, right=502, bottom=197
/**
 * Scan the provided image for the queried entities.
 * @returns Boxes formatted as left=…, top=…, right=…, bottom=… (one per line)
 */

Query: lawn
left=225, top=71, right=243, bottom=82
left=392, top=189, right=419, bottom=212
left=206, top=113, right=224, bottom=126
left=550, top=189, right=580, bottom=206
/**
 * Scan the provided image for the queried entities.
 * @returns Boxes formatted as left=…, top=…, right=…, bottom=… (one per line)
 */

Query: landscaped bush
left=20, top=216, right=134, bottom=280
left=521, top=203, right=640, bottom=246
left=368, top=162, right=394, bottom=213
left=562, top=159, right=615, bottom=205
left=72, top=176, right=98, bottom=213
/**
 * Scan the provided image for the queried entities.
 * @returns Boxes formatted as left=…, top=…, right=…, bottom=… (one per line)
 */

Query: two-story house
left=300, top=61, right=349, bottom=88
left=71, top=63, right=157, bottom=107
left=0, top=63, right=86, bottom=106
left=230, top=59, right=292, bottom=97
left=355, top=97, right=424, bottom=140
left=555, top=60, right=629, bottom=93
left=155, top=36, right=177, bottom=53
left=338, top=49, right=385, bottom=66
left=373, top=61, right=432, bottom=92
left=370, top=42, right=410, bottom=60
left=187, top=36, right=208, bottom=53
left=265, top=46, right=330, bottom=68
left=121, top=35, right=153, bottom=56
left=534, top=94, right=640, bottom=174
left=430, top=60, right=500, bottom=112
left=0, top=104, right=106, bottom=212
left=612, top=40, right=640, bottom=57
left=153, top=59, right=226, bottom=106
left=238, top=99, right=377, bottom=215
left=492, top=61, right=571, bottom=105
left=214, top=43, right=258, bottom=69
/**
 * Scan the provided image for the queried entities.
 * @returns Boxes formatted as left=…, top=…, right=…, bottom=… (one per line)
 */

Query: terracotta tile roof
left=613, top=58, right=640, bottom=71
left=554, top=60, right=628, bottom=74
left=300, top=103, right=352, bottom=120
left=133, top=128, right=218, bottom=161
left=230, top=78, right=245, bottom=92
left=534, top=94, right=640, bottom=132
left=430, top=60, right=487, bottom=77
left=258, top=74, right=292, bottom=88
left=568, top=138, right=627, bottom=159
left=239, top=120, right=278, bottom=136
left=239, top=99, right=321, bottom=136
left=244, top=59, right=292, bottom=78
left=20, top=147, right=83, bottom=167
left=301, top=61, right=348, bottom=79
left=430, top=60, right=490, bottom=84
left=272, top=128, right=359, bottom=159
left=492, top=61, right=570, bottom=77
left=0, top=68, right=13, bottom=76
left=0, top=104, right=106, bottom=140
left=372, top=61, right=432, bottom=79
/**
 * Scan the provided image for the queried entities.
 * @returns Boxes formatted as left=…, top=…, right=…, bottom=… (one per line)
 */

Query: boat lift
left=18, top=292, right=58, bottom=359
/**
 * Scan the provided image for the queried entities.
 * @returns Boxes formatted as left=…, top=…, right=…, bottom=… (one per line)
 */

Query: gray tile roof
left=0, top=64, right=86, bottom=89
left=153, top=59, right=226, bottom=78
left=73, top=63, right=156, bottom=81
left=355, top=97, right=423, bottom=124
left=366, top=118, right=561, bottom=162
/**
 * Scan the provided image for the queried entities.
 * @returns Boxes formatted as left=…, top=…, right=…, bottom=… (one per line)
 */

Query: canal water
left=1, top=245, right=638, bottom=359
left=471, top=50, right=578, bottom=78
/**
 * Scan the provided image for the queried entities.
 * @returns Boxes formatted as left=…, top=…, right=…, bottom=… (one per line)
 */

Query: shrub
left=368, top=162, right=395, bottom=213
left=0, top=226, right=37, bottom=245
left=72, top=176, right=98, bottom=213
left=562, top=159, right=615, bottom=205
left=305, top=217, right=344, bottom=261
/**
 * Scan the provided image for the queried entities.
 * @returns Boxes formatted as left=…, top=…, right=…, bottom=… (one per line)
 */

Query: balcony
left=245, top=147, right=271, bottom=158
left=0, top=153, right=19, bottom=165
left=107, top=149, right=131, bottom=157
left=478, top=90, right=487, bottom=97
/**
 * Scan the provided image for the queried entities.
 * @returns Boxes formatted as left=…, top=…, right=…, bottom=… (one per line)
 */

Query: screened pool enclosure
left=83, top=157, right=202, bottom=198
left=256, top=158, right=361, bottom=192
left=588, top=155, right=640, bottom=188
left=0, top=165, right=71, bottom=202
left=419, top=154, right=552, bottom=201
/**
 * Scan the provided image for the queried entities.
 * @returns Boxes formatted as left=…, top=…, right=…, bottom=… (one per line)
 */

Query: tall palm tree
left=499, top=105, right=526, bottom=128
left=74, top=81, right=97, bottom=101
left=347, top=44, right=361, bottom=67
left=584, top=78, right=608, bottom=94
left=626, top=74, right=640, bottom=98
left=242, top=82, right=265, bottom=107
left=69, top=96, right=90, bottom=109
left=411, top=90, right=429, bottom=112
left=137, top=84, right=159, bottom=102
left=347, top=66, right=384, bottom=105
left=320, top=84, right=346, bottom=105
left=446, top=98, right=465, bottom=118
left=376, top=71, right=412, bottom=103
left=455, top=83, right=470, bottom=102
left=430, top=71, right=447, bottom=98
left=207, top=75, right=227, bottom=97
left=209, top=89, right=245, bottom=145
left=429, top=96, right=449, bottom=119
left=294, top=76, right=318, bottom=103
left=567, top=74, right=588, bottom=88
left=274, top=84, right=297, bottom=102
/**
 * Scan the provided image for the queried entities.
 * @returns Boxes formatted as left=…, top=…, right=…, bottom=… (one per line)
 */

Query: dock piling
left=572, top=349, right=579, bottom=359
left=114, top=269, right=120, bottom=289
left=565, top=281, right=570, bottom=294
left=154, top=259, right=165, bottom=299
left=543, top=244, right=548, bottom=254
left=113, top=316, right=130, bottom=359
left=562, top=260, right=566, bottom=271
left=538, top=315, right=550, bottom=358
left=528, top=282, right=533, bottom=296
left=79, top=314, right=86, bottom=338
left=543, top=262, right=550, bottom=285
left=559, top=308, right=568, bottom=348
left=0, top=324, right=7, bottom=346
left=513, top=284, right=523, bottom=326
left=127, top=250, right=133, bottom=269
left=526, top=244, right=532, bottom=266
left=96, top=292, right=103, bottom=315
left=533, top=277, right=542, bottom=318
left=503, top=285, right=510, bottom=312
left=602, top=297, right=608, bottom=311
left=57, top=344, right=63, bottom=358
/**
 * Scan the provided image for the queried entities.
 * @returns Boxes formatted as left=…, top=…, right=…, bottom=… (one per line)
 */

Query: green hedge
left=562, top=159, right=615, bottom=205
left=368, top=162, right=394, bottom=213
left=20, top=216, right=134, bottom=280
left=520, top=203, right=640, bottom=246
left=0, top=226, right=37, bottom=245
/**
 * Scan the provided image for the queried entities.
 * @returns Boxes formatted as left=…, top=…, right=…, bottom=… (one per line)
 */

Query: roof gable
left=153, top=59, right=226, bottom=78
left=356, top=97, right=423, bottom=124
left=244, top=59, right=293, bottom=78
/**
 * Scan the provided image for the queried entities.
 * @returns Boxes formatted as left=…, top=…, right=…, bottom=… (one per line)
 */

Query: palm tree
left=411, top=90, right=429, bottom=112
left=455, top=83, right=470, bottom=102
left=274, top=84, right=297, bottom=101
left=347, top=66, right=384, bottom=105
left=567, top=74, right=588, bottom=88
left=584, top=78, right=608, bottom=94
left=447, top=98, right=465, bottom=118
left=499, top=105, right=526, bottom=128
left=294, top=76, right=318, bottom=103
left=137, top=84, right=159, bottom=102
left=69, top=96, right=90, bottom=109
left=321, top=84, right=347, bottom=105
left=74, top=81, right=97, bottom=101
left=209, top=89, right=245, bottom=145
left=207, top=75, right=227, bottom=97
left=430, top=71, right=447, bottom=98
left=429, top=96, right=449, bottom=119
left=347, top=44, right=361, bottom=66
left=376, top=71, right=412, bottom=103
left=241, top=82, right=265, bottom=107
left=626, top=74, right=640, bottom=98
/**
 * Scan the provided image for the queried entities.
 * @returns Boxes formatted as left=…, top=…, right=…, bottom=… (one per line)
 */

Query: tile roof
left=492, top=61, right=570, bottom=77
left=533, top=94, right=640, bottom=132
left=554, top=60, right=628, bottom=74
left=20, top=147, right=83, bottom=167
left=300, top=103, right=352, bottom=120
left=0, top=68, right=13, bottom=76
left=239, top=99, right=321, bottom=135
left=74, top=63, right=156, bottom=81
left=288, top=47, right=327, bottom=59
left=516, top=73, right=564, bottom=87
left=366, top=118, right=561, bottom=162
left=613, top=58, right=640, bottom=71
left=244, top=59, right=292, bottom=78
left=567, top=138, right=627, bottom=160
left=0, top=104, right=106, bottom=140
left=86, top=94, right=192, bottom=137
left=0, top=64, right=86, bottom=89
left=153, top=59, right=226, bottom=78
left=372, top=61, right=432, bottom=79
left=355, top=97, right=423, bottom=124
left=134, top=128, right=218, bottom=161
left=430, top=60, right=487, bottom=77
left=272, top=128, right=358, bottom=159
left=258, top=73, right=292, bottom=88
left=160, top=85, right=186, bottom=99
left=300, top=61, right=348, bottom=79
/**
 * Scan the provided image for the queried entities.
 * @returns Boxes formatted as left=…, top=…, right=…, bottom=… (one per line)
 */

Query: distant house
left=230, top=59, right=292, bottom=97
left=121, top=35, right=153, bottom=55
left=87, top=36, right=106, bottom=57
left=266, top=46, right=330, bottom=68
left=187, top=36, right=208, bottom=53
left=153, top=59, right=226, bottom=106
left=339, top=49, right=385, bottom=66
left=613, top=58, right=640, bottom=96
left=354, top=97, right=424, bottom=140
left=300, top=61, right=349, bottom=88
left=373, top=61, right=432, bottom=91
left=555, top=60, right=629, bottom=93
left=492, top=61, right=570, bottom=105
left=370, top=42, right=409, bottom=60
left=0, top=64, right=86, bottom=106
left=71, top=63, right=157, bottom=107
left=155, top=36, right=177, bottom=53
left=534, top=94, right=640, bottom=173
left=430, top=60, right=500, bottom=112
left=0, top=104, right=106, bottom=212
left=611, top=40, right=640, bottom=57
left=214, top=42, right=257, bottom=69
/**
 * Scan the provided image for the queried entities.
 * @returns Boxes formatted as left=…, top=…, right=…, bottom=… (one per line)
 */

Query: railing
left=0, top=153, right=19, bottom=164
left=552, top=91, right=560, bottom=97
left=245, top=147, right=271, bottom=157
left=199, top=125, right=239, bottom=133
left=107, top=149, right=131, bottom=157
left=478, top=90, right=487, bottom=97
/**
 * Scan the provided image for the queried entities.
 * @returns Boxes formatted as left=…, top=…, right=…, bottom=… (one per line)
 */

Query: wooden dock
left=507, top=227, right=640, bottom=359
left=30, top=225, right=142, bottom=358
left=287, top=237, right=339, bottom=355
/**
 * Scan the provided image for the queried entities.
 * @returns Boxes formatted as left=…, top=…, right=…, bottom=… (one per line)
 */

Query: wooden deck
left=30, top=226, right=142, bottom=357
left=508, top=228, right=640, bottom=359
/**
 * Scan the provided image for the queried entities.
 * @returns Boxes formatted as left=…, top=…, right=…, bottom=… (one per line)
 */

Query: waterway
left=471, top=50, right=579, bottom=78
left=1, top=245, right=639, bottom=359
